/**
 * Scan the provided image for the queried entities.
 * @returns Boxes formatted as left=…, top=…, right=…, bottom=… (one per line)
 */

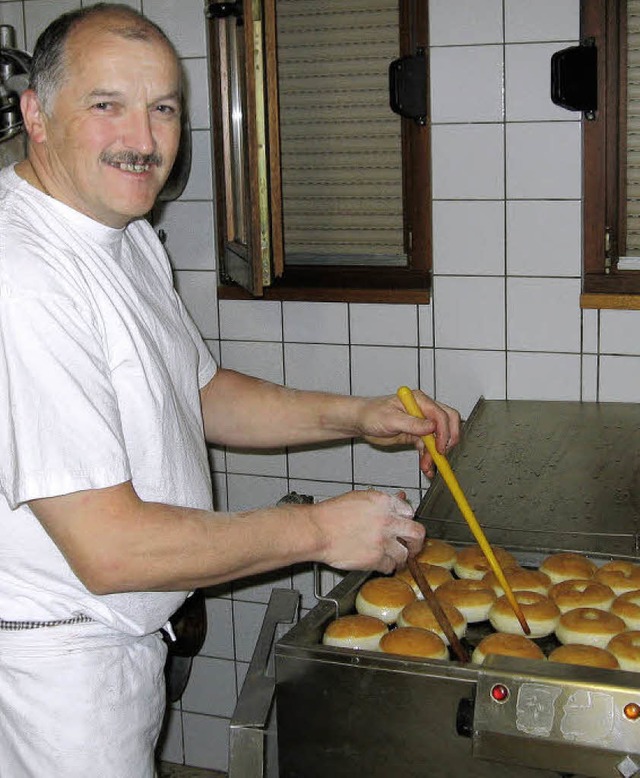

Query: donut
left=436, top=578, right=496, bottom=623
left=555, top=607, right=626, bottom=649
left=548, top=644, right=619, bottom=670
left=482, top=568, right=551, bottom=596
left=397, top=599, right=466, bottom=645
left=548, top=579, right=615, bottom=614
left=322, top=614, right=388, bottom=651
left=355, top=576, right=416, bottom=624
left=489, top=591, right=560, bottom=638
left=379, top=627, right=448, bottom=660
left=594, top=560, right=640, bottom=595
left=471, top=633, right=545, bottom=665
left=611, top=590, right=640, bottom=630
left=395, top=562, right=453, bottom=597
left=453, top=545, right=518, bottom=580
left=539, top=552, right=597, bottom=585
left=607, top=631, right=640, bottom=672
left=415, top=538, right=457, bottom=570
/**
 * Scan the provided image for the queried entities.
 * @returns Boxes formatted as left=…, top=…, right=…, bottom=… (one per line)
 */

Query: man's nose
left=123, top=109, right=156, bottom=155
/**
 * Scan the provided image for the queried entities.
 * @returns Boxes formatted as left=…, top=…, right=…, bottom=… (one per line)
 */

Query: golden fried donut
left=594, top=560, right=640, bottom=595
left=611, top=590, right=640, bottom=630
left=355, top=576, right=416, bottom=624
left=549, top=644, right=619, bottom=669
left=539, top=552, right=597, bottom=585
left=397, top=599, right=466, bottom=645
left=453, top=545, right=518, bottom=580
left=548, top=579, right=615, bottom=614
left=471, top=632, right=545, bottom=665
left=489, top=591, right=560, bottom=638
left=607, top=631, right=640, bottom=672
left=379, top=627, right=448, bottom=660
left=322, top=614, right=388, bottom=651
left=395, top=562, right=453, bottom=597
left=555, top=607, right=626, bottom=649
left=436, top=578, right=496, bottom=623
left=482, top=568, right=551, bottom=596
left=415, top=538, right=457, bottom=570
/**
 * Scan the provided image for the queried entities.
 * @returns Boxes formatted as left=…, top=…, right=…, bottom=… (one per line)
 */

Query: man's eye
left=93, top=102, right=112, bottom=111
left=156, top=104, right=177, bottom=116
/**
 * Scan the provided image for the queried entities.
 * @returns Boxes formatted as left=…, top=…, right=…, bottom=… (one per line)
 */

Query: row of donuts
left=322, top=540, right=640, bottom=670
left=361, top=542, right=640, bottom=641
left=323, top=608, right=640, bottom=671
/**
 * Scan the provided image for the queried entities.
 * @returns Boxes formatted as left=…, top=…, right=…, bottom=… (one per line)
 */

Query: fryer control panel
left=472, top=658, right=640, bottom=777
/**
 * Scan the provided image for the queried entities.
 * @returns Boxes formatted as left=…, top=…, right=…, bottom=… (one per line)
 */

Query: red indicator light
left=490, top=684, right=509, bottom=703
left=624, top=702, right=640, bottom=721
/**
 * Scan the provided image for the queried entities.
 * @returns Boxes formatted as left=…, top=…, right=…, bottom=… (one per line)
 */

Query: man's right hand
left=308, top=489, right=425, bottom=575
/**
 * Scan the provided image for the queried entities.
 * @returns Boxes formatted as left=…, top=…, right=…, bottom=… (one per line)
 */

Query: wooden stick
left=397, top=386, right=531, bottom=636
left=405, top=554, right=469, bottom=663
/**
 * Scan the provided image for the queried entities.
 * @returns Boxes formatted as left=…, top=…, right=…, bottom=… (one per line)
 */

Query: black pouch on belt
left=163, top=588, right=207, bottom=657
left=163, top=590, right=208, bottom=702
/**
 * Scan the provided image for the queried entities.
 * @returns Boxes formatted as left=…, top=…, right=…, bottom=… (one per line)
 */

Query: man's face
left=36, top=19, right=182, bottom=228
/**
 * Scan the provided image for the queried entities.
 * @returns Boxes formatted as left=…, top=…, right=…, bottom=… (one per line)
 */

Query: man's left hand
left=356, top=389, right=461, bottom=478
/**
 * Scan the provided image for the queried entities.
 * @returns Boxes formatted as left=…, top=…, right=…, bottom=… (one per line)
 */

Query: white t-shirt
left=0, top=164, right=218, bottom=636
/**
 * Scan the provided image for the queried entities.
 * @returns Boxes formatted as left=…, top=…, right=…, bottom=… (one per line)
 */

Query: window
left=582, top=0, right=640, bottom=308
left=206, top=0, right=431, bottom=302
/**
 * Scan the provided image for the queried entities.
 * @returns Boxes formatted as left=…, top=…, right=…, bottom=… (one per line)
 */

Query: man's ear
left=20, top=89, right=48, bottom=144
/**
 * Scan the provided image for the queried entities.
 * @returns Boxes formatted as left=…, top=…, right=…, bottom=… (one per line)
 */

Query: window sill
left=218, top=283, right=430, bottom=304
left=218, top=266, right=431, bottom=304
left=581, top=292, right=640, bottom=310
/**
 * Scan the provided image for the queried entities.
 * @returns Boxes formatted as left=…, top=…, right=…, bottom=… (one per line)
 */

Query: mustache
left=100, top=151, right=163, bottom=167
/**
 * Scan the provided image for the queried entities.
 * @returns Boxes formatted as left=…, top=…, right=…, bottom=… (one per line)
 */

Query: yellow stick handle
left=397, top=386, right=530, bottom=636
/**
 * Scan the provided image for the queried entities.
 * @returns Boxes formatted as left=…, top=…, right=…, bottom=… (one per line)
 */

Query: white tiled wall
left=3, top=0, right=639, bottom=772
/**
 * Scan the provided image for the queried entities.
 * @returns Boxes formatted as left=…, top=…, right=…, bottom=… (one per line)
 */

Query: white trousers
left=0, top=621, right=167, bottom=778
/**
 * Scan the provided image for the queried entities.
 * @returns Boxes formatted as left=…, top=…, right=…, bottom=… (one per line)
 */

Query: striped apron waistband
left=0, top=614, right=94, bottom=631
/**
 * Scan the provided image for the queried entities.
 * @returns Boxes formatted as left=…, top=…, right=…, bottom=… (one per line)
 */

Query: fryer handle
left=229, top=587, right=299, bottom=778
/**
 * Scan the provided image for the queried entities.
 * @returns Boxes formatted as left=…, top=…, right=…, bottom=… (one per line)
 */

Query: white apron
left=0, top=620, right=167, bottom=778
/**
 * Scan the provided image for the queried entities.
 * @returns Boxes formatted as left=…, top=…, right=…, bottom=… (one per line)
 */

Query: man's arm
left=200, top=368, right=460, bottom=476
left=29, top=481, right=424, bottom=594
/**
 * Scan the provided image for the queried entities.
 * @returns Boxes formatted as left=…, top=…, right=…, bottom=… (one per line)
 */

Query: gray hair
left=28, top=3, right=181, bottom=113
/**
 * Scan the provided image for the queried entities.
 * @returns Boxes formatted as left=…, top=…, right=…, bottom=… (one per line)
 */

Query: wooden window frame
left=582, top=0, right=640, bottom=309
left=207, top=0, right=432, bottom=304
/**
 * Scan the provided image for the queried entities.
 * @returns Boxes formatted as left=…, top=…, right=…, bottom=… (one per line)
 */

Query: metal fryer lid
left=415, top=399, right=640, bottom=558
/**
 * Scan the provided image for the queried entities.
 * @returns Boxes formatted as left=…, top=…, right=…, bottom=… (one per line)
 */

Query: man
left=0, top=4, right=460, bottom=776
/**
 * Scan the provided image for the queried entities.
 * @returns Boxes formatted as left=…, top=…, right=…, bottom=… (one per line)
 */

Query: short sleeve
left=0, top=287, right=131, bottom=509
left=129, top=219, right=217, bottom=391
left=174, top=292, right=218, bottom=389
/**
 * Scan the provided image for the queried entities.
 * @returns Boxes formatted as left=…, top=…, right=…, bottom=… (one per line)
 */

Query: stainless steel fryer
left=234, top=400, right=640, bottom=777
left=274, top=553, right=640, bottom=777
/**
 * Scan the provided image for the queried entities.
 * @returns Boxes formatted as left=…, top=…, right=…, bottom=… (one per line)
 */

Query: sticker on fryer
left=560, top=690, right=614, bottom=743
left=516, top=684, right=562, bottom=737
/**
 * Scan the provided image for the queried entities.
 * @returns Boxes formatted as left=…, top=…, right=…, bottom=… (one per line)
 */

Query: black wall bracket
left=551, top=39, right=597, bottom=120
left=389, top=48, right=427, bottom=126
left=206, top=1, right=244, bottom=25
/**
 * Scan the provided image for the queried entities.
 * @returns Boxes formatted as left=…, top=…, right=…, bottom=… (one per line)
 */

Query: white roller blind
left=276, top=0, right=405, bottom=265
left=626, top=0, right=640, bottom=254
